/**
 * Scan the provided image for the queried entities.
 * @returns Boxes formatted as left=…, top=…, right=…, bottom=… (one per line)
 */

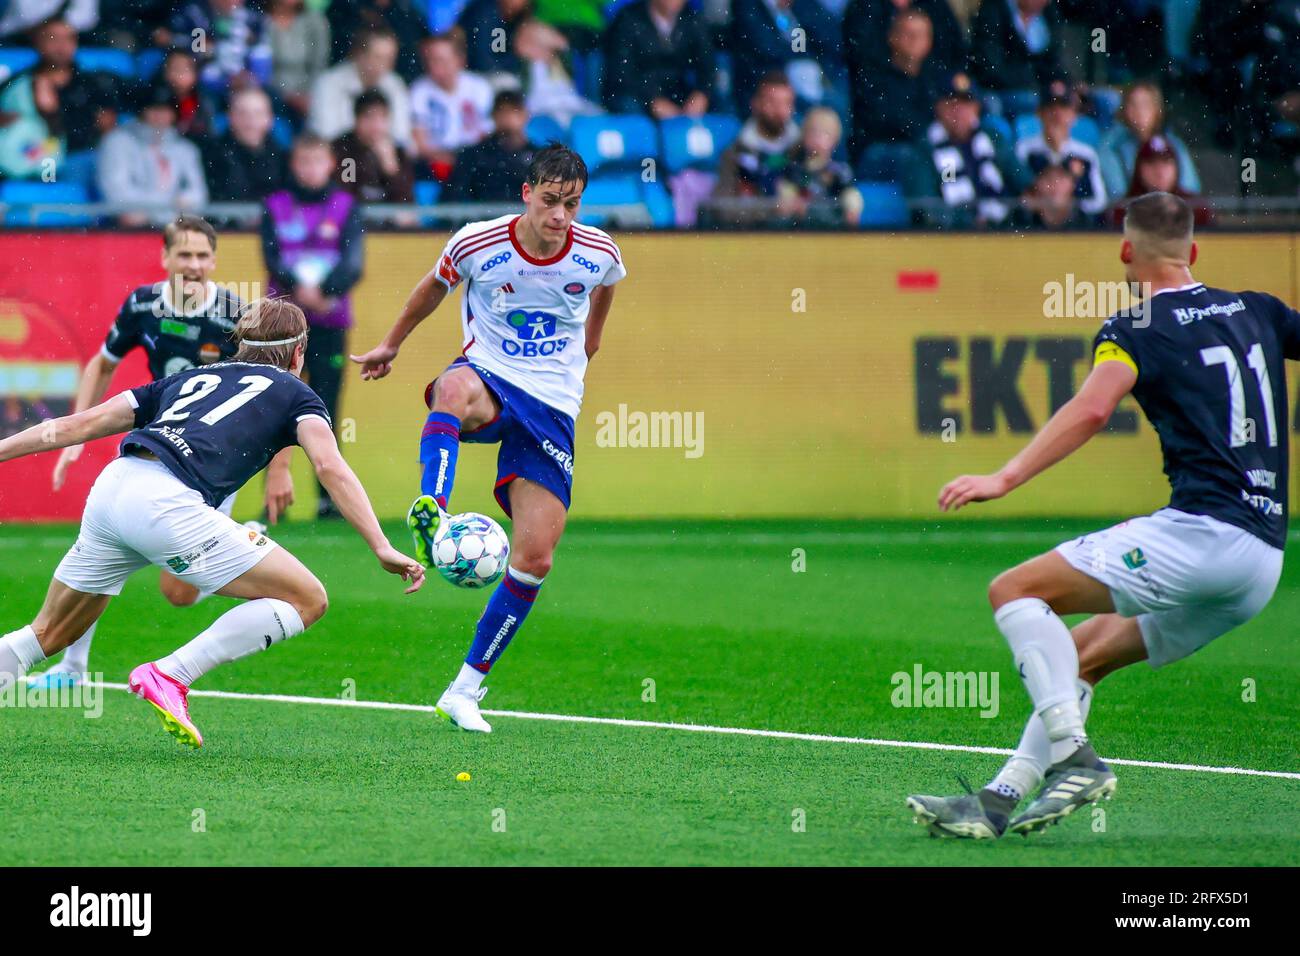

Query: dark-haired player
left=0, top=300, right=424, bottom=748
left=351, top=144, right=626, bottom=733
left=38, top=215, right=295, bottom=688
left=910, top=191, right=1297, bottom=838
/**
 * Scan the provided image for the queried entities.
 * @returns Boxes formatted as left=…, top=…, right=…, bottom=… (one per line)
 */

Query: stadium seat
left=659, top=114, right=741, bottom=174
left=0, top=181, right=94, bottom=226
left=579, top=171, right=673, bottom=227
left=0, top=48, right=38, bottom=81
left=1013, top=114, right=1102, bottom=149
left=980, top=113, right=1014, bottom=147
left=136, top=48, right=166, bottom=82
left=75, top=48, right=138, bottom=78
left=526, top=114, right=568, bottom=147
left=569, top=114, right=658, bottom=177
left=855, top=181, right=909, bottom=229
left=414, top=180, right=442, bottom=206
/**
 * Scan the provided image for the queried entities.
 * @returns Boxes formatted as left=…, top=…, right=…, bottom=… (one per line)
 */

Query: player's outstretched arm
left=52, top=352, right=119, bottom=489
left=296, top=416, right=426, bottom=593
left=586, top=284, right=617, bottom=359
left=2, top=394, right=137, bottom=466
left=349, top=268, right=450, bottom=381
left=938, top=361, right=1136, bottom=512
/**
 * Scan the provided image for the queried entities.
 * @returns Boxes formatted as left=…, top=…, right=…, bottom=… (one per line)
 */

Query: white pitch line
left=91, top=681, right=1300, bottom=782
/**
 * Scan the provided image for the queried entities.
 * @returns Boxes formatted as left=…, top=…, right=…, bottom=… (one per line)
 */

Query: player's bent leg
left=1, top=579, right=111, bottom=690
left=988, top=551, right=1116, bottom=615
left=159, top=571, right=203, bottom=608
left=1072, top=614, right=1147, bottom=686
left=128, top=549, right=324, bottom=749
left=437, top=478, right=565, bottom=734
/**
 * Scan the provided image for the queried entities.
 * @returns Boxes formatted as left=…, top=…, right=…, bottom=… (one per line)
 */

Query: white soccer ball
left=432, top=512, right=511, bottom=589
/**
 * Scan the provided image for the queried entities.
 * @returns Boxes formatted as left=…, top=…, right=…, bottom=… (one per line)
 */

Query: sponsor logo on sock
left=890, top=663, right=1000, bottom=718
left=435, top=448, right=451, bottom=496
left=481, top=614, right=518, bottom=664
left=49, top=886, right=151, bottom=936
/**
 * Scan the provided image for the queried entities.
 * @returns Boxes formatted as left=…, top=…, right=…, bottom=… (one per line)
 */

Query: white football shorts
left=54, top=454, right=274, bottom=597
left=1056, top=508, right=1284, bottom=668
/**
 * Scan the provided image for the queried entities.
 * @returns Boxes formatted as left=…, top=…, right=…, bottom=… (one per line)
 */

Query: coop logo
left=50, top=886, right=152, bottom=937
left=480, top=251, right=513, bottom=271
left=570, top=254, right=600, bottom=274
left=542, top=439, right=574, bottom=475
left=501, top=309, right=570, bottom=357
left=890, top=663, right=999, bottom=718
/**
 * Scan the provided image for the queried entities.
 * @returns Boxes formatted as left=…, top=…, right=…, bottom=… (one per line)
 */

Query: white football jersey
left=434, top=214, right=627, bottom=419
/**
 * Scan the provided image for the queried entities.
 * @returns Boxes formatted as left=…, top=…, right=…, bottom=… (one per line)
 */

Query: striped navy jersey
left=121, top=362, right=330, bottom=508
left=1094, top=283, right=1300, bottom=549
left=103, top=282, right=243, bottom=379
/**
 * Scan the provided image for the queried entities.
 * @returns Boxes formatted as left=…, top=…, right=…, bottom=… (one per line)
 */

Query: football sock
left=989, top=678, right=1094, bottom=801
left=995, top=597, right=1087, bottom=764
left=419, top=412, right=462, bottom=509
left=156, top=598, right=305, bottom=686
left=463, top=566, right=544, bottom=674
left=449, top=661, right=486, bottom=695
left=0, top=625, right=46, bottom=691
left=58, top=623, right=95, bottom=673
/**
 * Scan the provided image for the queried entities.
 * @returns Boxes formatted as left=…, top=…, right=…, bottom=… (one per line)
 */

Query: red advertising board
left=0, top=233, right=161, bottom=521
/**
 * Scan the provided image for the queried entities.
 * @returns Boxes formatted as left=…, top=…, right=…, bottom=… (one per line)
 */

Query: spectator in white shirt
left=409, top=31, right=493, bottom=178
left=309, top=24, right=412, bottom=148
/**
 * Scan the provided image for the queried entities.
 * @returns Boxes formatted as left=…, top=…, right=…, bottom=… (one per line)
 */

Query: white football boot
left=435, top=683, right=492, bottom=733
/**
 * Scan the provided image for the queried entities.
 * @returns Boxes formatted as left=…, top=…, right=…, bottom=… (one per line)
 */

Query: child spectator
left=775, top=107, right=863, bottom=227
left=1099, top=81, right=1200, bottom=201
left=1111, top=136, right=1213, bottom=228
left=332, top=89, right=416, bottom=203
left=1015, top=80, right=1106, bottom=216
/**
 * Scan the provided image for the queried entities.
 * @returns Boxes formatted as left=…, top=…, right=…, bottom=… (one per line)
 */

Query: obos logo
left=480, top=251, right=513, bottom=272
left=503, top=309, right=569, bottom=357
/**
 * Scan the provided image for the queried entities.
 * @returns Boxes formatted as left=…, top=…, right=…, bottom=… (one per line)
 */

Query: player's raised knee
left=431, top=372, right=477, bottom=417
left=510, top=552, right=552, bottom=580
left=987, top=569, right=1029, bottom=610
left=294, top=578, right=329, bottom=628
left=160, top=577, right=202, bottom=608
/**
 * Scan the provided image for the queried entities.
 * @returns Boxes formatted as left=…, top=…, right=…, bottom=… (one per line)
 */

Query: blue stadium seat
left=579, top=171, right=672, bottom=227
left=414, top=181, right=442, bottom=206
left=0, top=48, right=38, bottom=81
left=569, top=114, right=658, bottom=176
left=1, top=181, right=93, bottom=226
left=76, top=48, right=138, bottom=78
left=659, top=114, right=740, bottom=173
left=136, top=48, right=166, bottom=82
left=526, top=114, right=568, bottom=147
left=1013, top=114, right=1101, bottom=149
left=981, top=113, right=1014, bottom=146
left=855, top=181, right=909, bottom=229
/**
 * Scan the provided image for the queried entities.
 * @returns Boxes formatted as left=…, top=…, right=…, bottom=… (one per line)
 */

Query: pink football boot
left=128, top=663, right=203, bottom=748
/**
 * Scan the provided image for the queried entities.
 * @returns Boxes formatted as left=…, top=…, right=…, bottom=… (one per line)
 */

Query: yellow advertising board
left=212, top=232, right=1300, bottom=521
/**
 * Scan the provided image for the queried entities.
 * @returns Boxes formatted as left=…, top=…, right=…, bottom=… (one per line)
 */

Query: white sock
left=450, top=661, right=486, bottom=695
left=0, top=626, right=46, bottom=691
left=156, top=598, right=305, bottom=686
left=995, top=597, right=1087, bottom=763
left=989, top=678, right=1094, bottom=800
left=55, top=622, right=95, bottom=674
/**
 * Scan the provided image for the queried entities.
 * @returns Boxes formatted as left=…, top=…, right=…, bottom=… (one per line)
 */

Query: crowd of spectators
left=0, top=0, right=1293, bottom=230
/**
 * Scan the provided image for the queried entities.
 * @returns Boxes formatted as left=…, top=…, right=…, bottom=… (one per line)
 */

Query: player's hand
left=52, top=444, right=84, bottom=491
left=375, top=544, right=426, bottom=594
left=938, top=473, right=1011, bottom=512
left=349, top=343, right=399, bottom=381
left=264, top=468, right=295, bottom=524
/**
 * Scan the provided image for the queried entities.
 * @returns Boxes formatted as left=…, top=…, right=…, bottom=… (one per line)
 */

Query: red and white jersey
left=433, top=214, right=627, bottom=419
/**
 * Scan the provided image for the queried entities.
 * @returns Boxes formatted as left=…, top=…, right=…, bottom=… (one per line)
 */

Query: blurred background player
left=911, top=193, right=1297, bottom=839
left=0, top=300, right=424, bottom=748
left=262, top=135, right=366, bottom=518
left=40, top=215, right=294, bottom=688
left=351, top=144, right=625, bottom=733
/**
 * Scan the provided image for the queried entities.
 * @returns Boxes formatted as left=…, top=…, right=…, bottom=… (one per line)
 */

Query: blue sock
left=419, top=412, right=461, bottom=509
left=465, top=567, right=543, bottom=673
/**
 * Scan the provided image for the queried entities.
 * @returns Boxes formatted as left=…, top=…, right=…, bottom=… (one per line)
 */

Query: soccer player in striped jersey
left=910, top=192, right=1297, bottom=838
left=352, top=144, right=625, bottom=733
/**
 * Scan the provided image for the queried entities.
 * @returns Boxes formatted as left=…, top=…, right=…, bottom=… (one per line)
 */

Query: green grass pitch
left=1, top=518, right=1297, bottom=866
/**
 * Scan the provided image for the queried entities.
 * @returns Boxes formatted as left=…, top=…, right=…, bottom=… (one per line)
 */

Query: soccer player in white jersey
left=908, top=193, right=1297, bottom=838
left=351, top=144, right=625, bottom=732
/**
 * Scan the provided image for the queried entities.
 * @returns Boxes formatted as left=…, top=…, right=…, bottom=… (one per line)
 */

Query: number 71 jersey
left=434, top=214, right=627, bottom=420
left=1094, top=283, right=1300, bottom=548
left=120, top=362, right=332, bottom=508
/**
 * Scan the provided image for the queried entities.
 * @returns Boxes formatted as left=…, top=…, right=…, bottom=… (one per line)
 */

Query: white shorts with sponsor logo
left=54, top=455, right=273, bottom=597
left=1056, top=508, right=1283, bottom=668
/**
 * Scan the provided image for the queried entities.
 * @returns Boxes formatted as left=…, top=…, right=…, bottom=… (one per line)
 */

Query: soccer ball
left=432, top=512, right=511, bottom=589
